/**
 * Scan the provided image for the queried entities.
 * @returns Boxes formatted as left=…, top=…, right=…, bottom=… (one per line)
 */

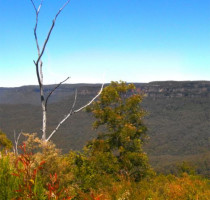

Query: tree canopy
left=0, top=130, right=12, bottom=151
left=86, top=81, right=152, bottom=180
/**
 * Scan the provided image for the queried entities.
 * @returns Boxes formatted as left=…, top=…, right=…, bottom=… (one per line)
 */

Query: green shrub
left=0, top=154, right=17, bottom=200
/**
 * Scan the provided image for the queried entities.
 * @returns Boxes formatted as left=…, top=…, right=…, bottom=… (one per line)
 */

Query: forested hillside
left=0, top=81, right=210, bottom=176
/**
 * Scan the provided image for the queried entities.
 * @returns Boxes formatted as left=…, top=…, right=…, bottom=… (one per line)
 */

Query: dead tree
left=30, top=0, right=103, bottom=142
left=13, top=130, right=22, bottom=155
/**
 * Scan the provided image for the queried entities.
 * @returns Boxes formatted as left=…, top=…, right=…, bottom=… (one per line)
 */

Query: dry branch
left=31, top=0, right=71, bottom=141
left=30, top=0, right=103, bottom=142
left=46, top=83, right=104, bottom=141
left=13, top=131, right=22, bottom=155
left=36, top=0, right=71, bottom=66
left=45, top=77, right=70, bottom=109
left=46, top=88, right=78, bottom=141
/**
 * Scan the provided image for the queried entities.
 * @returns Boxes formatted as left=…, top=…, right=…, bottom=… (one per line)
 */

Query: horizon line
left=1, top=80, right=210, bottom=88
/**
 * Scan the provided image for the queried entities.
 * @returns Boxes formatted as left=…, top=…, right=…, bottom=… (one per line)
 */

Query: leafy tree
left=0, top=130, right=12, bottom=151
left=86, top=81, right=153, bottom=181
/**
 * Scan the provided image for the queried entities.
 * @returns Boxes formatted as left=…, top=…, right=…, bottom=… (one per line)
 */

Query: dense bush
left=0, top=134, right=209, bottom=199
left=0, top=134, right=73, bottom=200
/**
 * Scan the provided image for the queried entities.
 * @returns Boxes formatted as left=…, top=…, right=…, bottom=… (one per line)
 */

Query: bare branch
left=45, top=77, right=70, bottom=109
left=31, top=0, right=43, bottom=56
left=31, top=0, right=44, bottom=87
left=30, top=0, right=71, bottom=141
left=55, top=0, right=71, bottom=19
left=74, top=83, right=104, bottom=113
left=36, top=0, right=71, bottom=66
left=14, top=130, right=22, bottom=155
left=37, top=0, right=43, bottom=13
left=46, top=88, right=77, bottom=142
left=30, top=0, right=37, bottom=13
left=46, top=84, right=104, bottom=141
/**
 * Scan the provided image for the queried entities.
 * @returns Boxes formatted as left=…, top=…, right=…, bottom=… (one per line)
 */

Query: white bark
left=31, top=0, right=71, bottom=141
left=46, top=83, right=104, bottom=141
left=30, top=0, right=104, bottom=142
left=13, top=131, right=22, bottom=155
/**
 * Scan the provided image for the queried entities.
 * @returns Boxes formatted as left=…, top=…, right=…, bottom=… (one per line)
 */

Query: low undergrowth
left=0, top=135, right=209, bottom=200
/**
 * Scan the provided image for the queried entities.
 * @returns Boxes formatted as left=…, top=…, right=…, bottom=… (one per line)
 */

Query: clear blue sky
left=1, top=0, right=210, bottom=87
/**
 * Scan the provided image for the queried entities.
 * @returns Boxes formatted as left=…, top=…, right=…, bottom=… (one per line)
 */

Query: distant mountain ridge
left=141, top=81, right=210, bottom=98
left=0, top=84, right=103, bottom=105
left=1, top=81, right=210, bottom=104
left=0, top=81, right=210, bottom=177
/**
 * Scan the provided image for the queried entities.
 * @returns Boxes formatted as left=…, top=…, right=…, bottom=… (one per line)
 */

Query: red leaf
left=12, top=173, right=19, bottom=177
left=39, top=160, right=46, bottom=165
left=33, top=169, right=37, bottom=176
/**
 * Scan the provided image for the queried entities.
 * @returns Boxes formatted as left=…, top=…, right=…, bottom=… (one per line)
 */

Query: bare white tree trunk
left=31, top=0, right=71, bottom=141
left=13, top=131, right=22, bottom=155
left=30, top=0, right=103, bottom=142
